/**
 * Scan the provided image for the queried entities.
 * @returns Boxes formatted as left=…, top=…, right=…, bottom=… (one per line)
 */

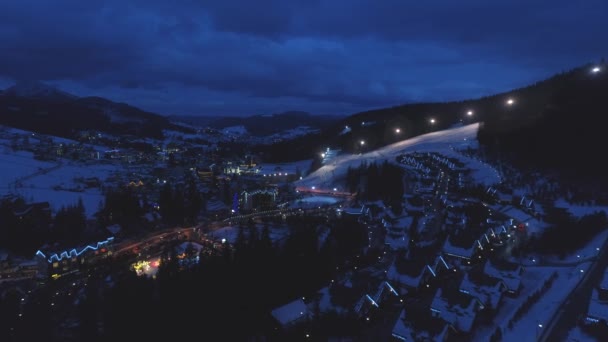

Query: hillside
left=0, top=81, right=193, bottom=140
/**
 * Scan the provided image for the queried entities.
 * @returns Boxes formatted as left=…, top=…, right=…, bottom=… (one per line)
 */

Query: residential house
left=392, top=308, right=450, bottom=341
left=430, top=288, right=484, bottom=334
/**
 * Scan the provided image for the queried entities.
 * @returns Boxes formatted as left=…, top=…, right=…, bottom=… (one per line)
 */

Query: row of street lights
left=427, top=96, right=515, bottom=126
left=351, top=65, right=602, bottom=148
left=429, top=65, right=602, bottom=125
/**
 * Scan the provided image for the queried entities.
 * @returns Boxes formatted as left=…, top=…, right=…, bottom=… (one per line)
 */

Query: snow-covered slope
left=296, top=122, right=501, bottom=189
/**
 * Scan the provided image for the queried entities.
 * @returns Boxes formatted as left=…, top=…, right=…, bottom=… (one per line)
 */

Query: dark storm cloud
left=0, top=0, right=606, bottom=116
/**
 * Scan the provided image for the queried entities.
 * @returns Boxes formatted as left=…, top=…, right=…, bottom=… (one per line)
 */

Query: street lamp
left=429, top=118, right=436, bottom=124
left=467, top=110, right=473, bottom=116
left=360, top=140, right=365, bottom=145
left=395, top=128, right=401, bottom=133
left=592, top=66, right=601, bottom=73
left=506, top=98, right=515, bottom=106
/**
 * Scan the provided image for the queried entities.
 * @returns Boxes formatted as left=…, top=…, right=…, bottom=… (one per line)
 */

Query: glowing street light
left=467, top=110, right=473, bottom=116
left=360, top=140, right=365, bottom=145
left=429, top=118, right=436, bottom=124
left=506, top=98, right=515, bottom=106
left=395, top=128, right=401, bottom=133
left=321, top=153, right=326, bottom=158
left=592, top=66, right=601, bottom=73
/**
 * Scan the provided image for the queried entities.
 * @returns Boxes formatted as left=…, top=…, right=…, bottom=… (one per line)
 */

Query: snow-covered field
left=295, top=123, right=500, bottom=191
left=0, top=150, right=122, bottom=218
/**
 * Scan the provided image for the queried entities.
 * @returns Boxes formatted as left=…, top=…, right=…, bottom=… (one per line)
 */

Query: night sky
left=1, top=0, right=606, bottom=117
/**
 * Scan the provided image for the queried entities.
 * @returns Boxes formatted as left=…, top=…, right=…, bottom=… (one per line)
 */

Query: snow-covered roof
left=442, top=239, right=477, bottom=259
left=459, top=273, right=504, bottom=310
left=483, top=260, right=522, bottom=292
left=271, top=298, right=309, bottom=326
left=430, top=288, right=478, bottom=333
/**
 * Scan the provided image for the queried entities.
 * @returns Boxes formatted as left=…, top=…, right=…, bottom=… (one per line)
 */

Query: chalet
left=483, top=259, right=524, bottom=296
left=388, top=254, right=434, bottom=291
left=459, top=272, right=506, bottom=311
left=442, top=236, right=483, bottom=265
left=35, top=236, right=114, bottom=279
left=388, top=251, right=450, bottom=292
left=384, top=216, right=414, bottom=250
left=12, top=201, right=51, bottom=223
left=354, top=293, right=380, bottom=319
left=392, top=308, right=450, bottom=342
left=355, top=280, right=400, bottom=316
left=430, top=288, right=484, bottom=334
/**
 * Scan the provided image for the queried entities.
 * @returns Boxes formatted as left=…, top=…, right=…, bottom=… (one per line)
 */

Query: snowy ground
left=565, top=326, right=597, bottom=341
left=295, top=123, right=500, bottom=191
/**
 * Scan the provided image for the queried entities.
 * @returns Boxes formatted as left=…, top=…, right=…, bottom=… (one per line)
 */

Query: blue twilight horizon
left=0, top=0, right=606, bottom=117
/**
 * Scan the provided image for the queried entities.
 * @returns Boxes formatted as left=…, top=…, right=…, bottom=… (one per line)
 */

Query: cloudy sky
left=0, top=0, right=606, bottom=117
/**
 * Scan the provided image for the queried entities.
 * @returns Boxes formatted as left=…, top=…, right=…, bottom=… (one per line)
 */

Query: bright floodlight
left=430, top=118, right=435, bottom=124
left=360, top=140, right=365, bottom=145
left=506, top=98, right=514, bottom=105
left=592, top=66, right=601, bottom=73
left=395, top=128, right=401, bottom=133
left=467, top=110, right=473, bottom=116
left=321, top=153, right=325, bottom=158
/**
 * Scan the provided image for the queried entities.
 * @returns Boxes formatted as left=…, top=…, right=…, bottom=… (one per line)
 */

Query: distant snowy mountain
left=4, top=81, right=77, bottom=101
left=169, top=111, right=342, bottom=137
